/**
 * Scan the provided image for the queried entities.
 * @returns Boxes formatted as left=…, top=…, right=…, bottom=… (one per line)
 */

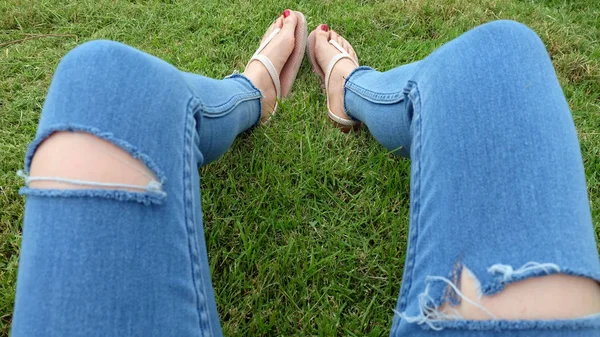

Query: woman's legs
left=10, top=7, right=301, bottom=333
left=326, top=20, right=600, bottom=335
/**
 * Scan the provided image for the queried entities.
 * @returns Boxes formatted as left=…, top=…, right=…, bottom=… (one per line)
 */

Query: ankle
left=244, top=68, right=276, bottom=118
left=327, top=60, right=356, bottom=117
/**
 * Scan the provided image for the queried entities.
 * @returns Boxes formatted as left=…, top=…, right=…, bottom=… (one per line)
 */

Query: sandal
left=307, top=27, right=361, bottom=132
left=245, top=11, right=308, bottom=124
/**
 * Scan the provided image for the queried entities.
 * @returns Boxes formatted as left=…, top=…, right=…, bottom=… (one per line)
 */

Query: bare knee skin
left=440, top=267, right=600, bottom=320
left=29, top=132, right=155, bottom=190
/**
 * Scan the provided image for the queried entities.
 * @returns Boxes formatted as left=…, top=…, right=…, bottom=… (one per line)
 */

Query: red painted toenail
left=321, top=24, right=329, bottom=32
left=283, top=9, right=290, bottom=18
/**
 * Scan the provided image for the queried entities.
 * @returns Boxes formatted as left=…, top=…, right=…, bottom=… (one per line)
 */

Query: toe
left=314, top=25, right=331, bottom=59
left=274, top=16, right=284, bottom=29
left=337, top=36, right=347, bottom=49
left=315, top=24, right=329, bottom=41
left=329, top=30, right=339, bottom=42
left=342, top=37, right=358, bottom=60
left=281, top=9, right=298, bottom=33
left=341, top=37, right=350, bottom=51
left=263, top=17, right=283, bottom=42
left=349, top=48, right=357, bottom=61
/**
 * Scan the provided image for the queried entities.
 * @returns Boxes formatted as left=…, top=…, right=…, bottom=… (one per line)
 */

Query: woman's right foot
left=313, top=24, right=359, bottom=128
left=244, top=10, right=298, bottom=122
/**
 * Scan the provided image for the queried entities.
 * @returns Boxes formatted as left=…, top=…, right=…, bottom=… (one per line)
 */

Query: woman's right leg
left=10, top=39, right=264, bottom=337
left=318, top=20, right=600, bottom=336
left=11, top=10, right=301, bottom=336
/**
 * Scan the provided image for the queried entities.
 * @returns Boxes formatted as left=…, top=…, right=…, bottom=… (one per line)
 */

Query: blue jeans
left=12, top=20, right=600, bottom=336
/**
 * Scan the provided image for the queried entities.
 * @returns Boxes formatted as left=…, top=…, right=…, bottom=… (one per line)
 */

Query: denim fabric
left=12, top=40, right=260, bottom=337
left=345, top=20, right=600, bottom=336
left=12, top=20, right=600, bottom=337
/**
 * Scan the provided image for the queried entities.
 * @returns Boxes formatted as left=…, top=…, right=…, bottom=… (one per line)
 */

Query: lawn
left=1, top=0, right=599, bottom=336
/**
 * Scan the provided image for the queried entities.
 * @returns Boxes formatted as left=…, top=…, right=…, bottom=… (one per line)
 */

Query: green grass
left=1, top=0, right=599, bottom=336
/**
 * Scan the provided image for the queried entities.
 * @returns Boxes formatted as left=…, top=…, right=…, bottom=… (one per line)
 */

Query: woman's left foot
left=244, top=10, right=298, bottom=121
left=313, top=25, right=359, bottom=128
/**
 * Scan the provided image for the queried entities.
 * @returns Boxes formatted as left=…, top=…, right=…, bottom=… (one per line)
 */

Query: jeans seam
left=230, top=73, right=263, bottom=127
left=201, top=92, right=262, bottom=117
left=183, top=96, right=212, bottom=336
left=345, top=82, right=405, bottom=104
left=396, top=81, right=422, bottom=329
left=201, top=74, right=262, bottom=119
left=395, top=59, right=434, bottom=331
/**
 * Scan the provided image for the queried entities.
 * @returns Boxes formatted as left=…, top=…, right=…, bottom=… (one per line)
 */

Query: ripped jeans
left=344, top=21, right=600, bottom=335
left=12, top=20, right=600, bottom=337
left=12, top=40, right=261, bottom=336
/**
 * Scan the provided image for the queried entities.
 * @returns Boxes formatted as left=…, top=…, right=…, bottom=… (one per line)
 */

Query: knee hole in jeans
left=397, top=263, right=600, bottom=330
left=19, top=131, right=166, bottom=204
left=442, top=266, right=600, bottom=321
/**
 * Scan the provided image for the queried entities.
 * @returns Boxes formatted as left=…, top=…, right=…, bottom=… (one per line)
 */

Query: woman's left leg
left=310, top=20, right=600, bottom=336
